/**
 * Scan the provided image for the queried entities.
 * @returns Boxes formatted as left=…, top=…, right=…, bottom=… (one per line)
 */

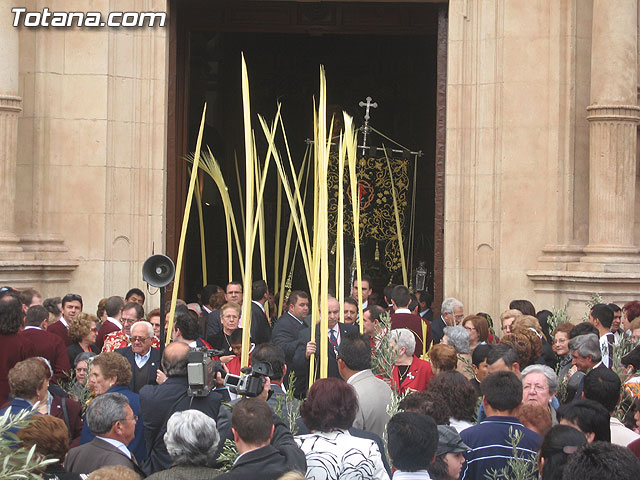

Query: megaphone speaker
left=142, top=254, right=176, bottom=288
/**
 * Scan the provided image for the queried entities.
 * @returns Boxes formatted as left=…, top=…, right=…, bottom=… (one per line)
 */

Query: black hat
left=436, top=425, right=470, bottom=456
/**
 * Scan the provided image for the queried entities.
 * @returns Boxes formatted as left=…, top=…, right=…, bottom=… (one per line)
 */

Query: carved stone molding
left=0, top=95, right=22, bottom=113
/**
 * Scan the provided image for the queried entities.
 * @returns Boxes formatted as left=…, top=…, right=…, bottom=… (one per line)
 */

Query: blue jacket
left=460, top=416, right=541, bottom=480
left=80, top=385, right=146, bottom=462
left=0, top=397, right=36, bottom=436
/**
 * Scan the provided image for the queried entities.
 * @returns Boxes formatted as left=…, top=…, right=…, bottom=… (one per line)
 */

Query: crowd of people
left=2, top=278, right=640, bottom=479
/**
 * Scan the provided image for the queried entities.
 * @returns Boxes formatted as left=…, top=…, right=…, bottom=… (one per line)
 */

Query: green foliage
left=547, top=303, right=569, bottom=334
left=371, top=312, right=397, bottom=384
left=458, top=354, right=475, bottom=379
left=217, top=438, right=239, bottom=472
left=0, top=408, right=58, bottom=479
left=483, top=427, right=537, bottom=480
left=56, top=369, right=92, bottom=412
left=272, top=373, right=300, bottom=435
left=582, top=293, right=604, bottom=322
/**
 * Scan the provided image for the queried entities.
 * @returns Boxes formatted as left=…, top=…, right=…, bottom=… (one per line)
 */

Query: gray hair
left=441, top=297, right=463, bottom=315
left=443, top=326, right=470, bottom=354
left=86, top=392, right=129, bottom=435
left=391, top=328, right=416, bottom=357
left=569, top=334, right=602, bottom=362
left=521, top=364, right=559, bottom=395
left=164, top=410, right=219, bottom=466
left=74, top=351, right=97, bottom=367
left=131, top=320, right=154, bottom=338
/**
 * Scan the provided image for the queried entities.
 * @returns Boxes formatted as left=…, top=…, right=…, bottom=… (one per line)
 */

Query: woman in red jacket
left=390, top=328, right=434, bottom=394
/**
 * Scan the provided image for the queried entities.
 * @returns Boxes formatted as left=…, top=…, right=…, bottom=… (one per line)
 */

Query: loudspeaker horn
left=142, top=254, right=175, bottom=288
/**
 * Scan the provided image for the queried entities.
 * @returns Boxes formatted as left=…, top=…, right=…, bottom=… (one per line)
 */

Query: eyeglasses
left=122, top=317, right=137, bottom=324
left=90, top=327, right=98, bottom=333
left=523, top=384, right=549, bottom=393
left=62, top=293, right=83, bottom=304
left=464, top=326, right=476, bottom=331
left=120, top=415, right=138, bottom=423
left=454, top=314, right=465, bottom=320
left=130, top=336, right=149, bottom=343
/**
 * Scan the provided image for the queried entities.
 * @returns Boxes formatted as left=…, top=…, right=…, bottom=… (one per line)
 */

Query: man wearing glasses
left=115, top=321, right=161, bottom=393
left=103, top=302, right=160, bottom=353
left=432, top=297, right=464, bottom=345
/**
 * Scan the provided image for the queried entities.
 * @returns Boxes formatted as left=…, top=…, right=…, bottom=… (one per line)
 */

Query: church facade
left=1, top=0, right=638, bottom=321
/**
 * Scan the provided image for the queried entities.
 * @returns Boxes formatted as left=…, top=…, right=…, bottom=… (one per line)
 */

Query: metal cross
left=358, top=96, right=378, bottom=156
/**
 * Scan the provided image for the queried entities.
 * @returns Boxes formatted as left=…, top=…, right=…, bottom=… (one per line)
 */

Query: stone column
left=582, top=0, right=640, bottom=266
left=0, top=8, right=23, bottom=253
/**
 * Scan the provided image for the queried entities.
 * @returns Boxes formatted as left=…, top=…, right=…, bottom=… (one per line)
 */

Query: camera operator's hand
left=156, top=369, right=167, bottom=385
left=305, top=341, right=316, bottom=359
left=258, top=377, right=271, bottom=402
left=215, top=363, right=229, bottom=388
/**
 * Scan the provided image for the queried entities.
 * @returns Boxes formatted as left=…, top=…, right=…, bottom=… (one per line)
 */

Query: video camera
left=225, top=361, right=274, bottom=398
left=187, top=348, right=227, bottom=397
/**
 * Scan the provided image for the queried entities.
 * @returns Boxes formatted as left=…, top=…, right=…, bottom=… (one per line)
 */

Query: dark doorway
left=168, top=1, right=445, bottom=305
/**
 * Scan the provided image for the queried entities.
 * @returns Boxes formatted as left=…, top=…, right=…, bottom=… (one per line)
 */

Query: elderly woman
left=17, top=414, right=82, bottom=479
left=390, top=328, right=434, bottom=394
left=81, top=352, right=146, bottom=463
left=296, top=378, right=389, bottom=480
left=443, top=326, right=473, bottom=379
left=521, top=364, right=559, bottom=425
left=1, top=358, right=50, bottom=423
left=429, top=344, right=458, bottom=375
left=146, top=410, right=220, bottom=479
left=70, top=351, right=96, bottom=402
left=499, top=309, right=521, bottom=336
left=67, top=313, right=99, bottom=366
left=461, top=315, right=489, bottom=351
left=429, top=371, right=477, bottom=433
left=553, top=323, right=574, bottom=378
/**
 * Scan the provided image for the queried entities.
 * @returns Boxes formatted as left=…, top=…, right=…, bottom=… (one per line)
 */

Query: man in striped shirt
left=460, top=371, right=541, bottom=480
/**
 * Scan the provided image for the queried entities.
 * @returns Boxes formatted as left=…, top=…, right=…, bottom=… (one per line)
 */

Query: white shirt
left=610, top=416, right=640, bottom=446
left=329, top=325, right=341, bottom=346
left=599, top=332, right=618, bottom=368
left=107, top=316, right=123, bottom=330
left=252, top=300, right=266, bottom=313
left=134, top=350, right=151, bottom=368
left=394, top=308, right=411, bottom=314
left=346, top=369, right=369, bottom=385
left=393, top=471, right=431, bottom=479
left=59, top=317, right=69, bottom=328
left=24, top=326, right=42, bottom=331
left=96, top=436, right=132, bottom=459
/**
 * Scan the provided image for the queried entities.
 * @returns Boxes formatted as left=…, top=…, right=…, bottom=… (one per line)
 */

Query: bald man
left=139, top=342, right=226, bottom=475
left=291, top=297, right=358, bottom=398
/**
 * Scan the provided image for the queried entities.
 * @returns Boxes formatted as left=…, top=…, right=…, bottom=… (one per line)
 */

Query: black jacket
left=250, top=302, right=272, bottom=345
left=139, top=376, right=223, bottom=475
left=291, top=322, right=358, bottom=398
left=272, top=312, right=308, bottom=365
left=214, top=414, right=306, bottom=480
left=206, top=310, right=222, bottom=346
left=115, top=346, right=161, bottom=393
left=431, top=316, right=447, bottom=345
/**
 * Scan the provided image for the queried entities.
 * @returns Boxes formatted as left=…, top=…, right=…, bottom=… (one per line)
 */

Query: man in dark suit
left=48, top=293, right=83, bottom=347
left=215, top=397, right=306, bottom=480
left=66, top=392, right=144, bottom=475
left=139, top=342, right=225, bottom=475
left=291, top=297, right=358, bottom=398
left=432, top=297, right=464, bottom=345
left=20, top=305, right=70, bottom=384
left=172, top=306, right=213, bottom=349
left=206, top=281, right=243, bottom=345
left=115, top=321, right=160, bottom=393
left=390, top=285, right=431, bottom=356
left=272, top=290, right=309, bottom=368
left=250, top=280, right=272, bottom=345
left=416, top=290, right=434, bottom=322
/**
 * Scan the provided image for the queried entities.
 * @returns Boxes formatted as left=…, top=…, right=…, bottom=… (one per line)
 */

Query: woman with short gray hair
left=521, top=364, right=559, bottom=425
left=390, top=329, right=434, bottom=394
left=443, top=326, right=472, bottom=379
left=146, top=410, right=220, bottom=479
